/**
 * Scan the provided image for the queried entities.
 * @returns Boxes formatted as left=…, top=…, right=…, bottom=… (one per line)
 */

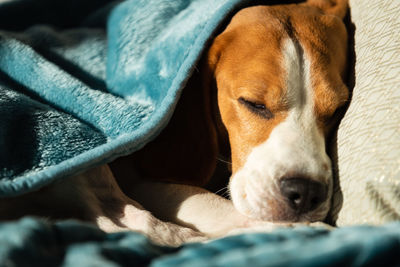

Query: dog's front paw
left=147, top=220, right=206, bottom=246
left=117, top=205, right=206, bottom=246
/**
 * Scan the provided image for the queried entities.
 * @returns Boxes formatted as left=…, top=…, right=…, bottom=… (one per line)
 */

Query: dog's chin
left=229, top=172, right=332, bottom=223
left=232, top=194, right=331, bottom=223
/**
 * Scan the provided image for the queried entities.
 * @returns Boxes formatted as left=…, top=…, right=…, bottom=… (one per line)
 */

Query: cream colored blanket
left=332, top=0, right=400, bottom=225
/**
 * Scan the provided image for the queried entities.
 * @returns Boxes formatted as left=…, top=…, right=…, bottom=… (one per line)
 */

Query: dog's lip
left=230, top=163, right=332, bottom=223
left=232, top=183, right=331, bottom=223
left=233, top=195, right=329, bottom=223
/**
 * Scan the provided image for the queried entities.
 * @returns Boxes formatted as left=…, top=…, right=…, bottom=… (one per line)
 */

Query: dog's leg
left=0, top=165, right=205, bottom=246
left=124, top=181, right=297, bottom=238
left=77, top=165, right=206, bottom=246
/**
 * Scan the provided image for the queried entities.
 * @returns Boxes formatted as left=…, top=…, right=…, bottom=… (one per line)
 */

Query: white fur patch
left=230, top=38, right=332, bottom=221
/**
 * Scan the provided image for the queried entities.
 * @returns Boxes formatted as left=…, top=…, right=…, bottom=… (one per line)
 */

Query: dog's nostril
left=279, top=178, right=327, bottom=214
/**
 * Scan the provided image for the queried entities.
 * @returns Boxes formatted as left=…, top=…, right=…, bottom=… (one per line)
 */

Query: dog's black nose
left=279, top=178, right=327, bottom=214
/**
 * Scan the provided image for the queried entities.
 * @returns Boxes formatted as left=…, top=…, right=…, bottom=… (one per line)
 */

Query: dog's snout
left=279, top=178, right=327, bottom=214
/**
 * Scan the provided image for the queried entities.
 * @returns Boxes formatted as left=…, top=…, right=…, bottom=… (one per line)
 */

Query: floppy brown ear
left=206, top=30, right=235, bottom=72
left=204, top=31, right=233, bottom=160
left=306, top=0, right=348, bottom=19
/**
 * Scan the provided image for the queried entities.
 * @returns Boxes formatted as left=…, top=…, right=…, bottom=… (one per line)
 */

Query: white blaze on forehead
left=276, top=38, right=330, bottom=179
left=230, top=38, right=332, bottom=220
left=284, top=37, right=306, bottom=108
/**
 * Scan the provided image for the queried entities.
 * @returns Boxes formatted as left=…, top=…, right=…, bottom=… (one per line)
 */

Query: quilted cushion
left=330, top=0, right=400, bottom=225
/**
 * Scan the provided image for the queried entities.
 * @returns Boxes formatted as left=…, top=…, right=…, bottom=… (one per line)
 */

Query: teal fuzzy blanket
left=0, top=0, right=399, bottom=266
left=1, top=218, right=399, bottom=266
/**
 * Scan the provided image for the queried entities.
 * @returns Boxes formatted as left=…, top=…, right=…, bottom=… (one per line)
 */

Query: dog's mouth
left=229, top=168, right=333, bottom=223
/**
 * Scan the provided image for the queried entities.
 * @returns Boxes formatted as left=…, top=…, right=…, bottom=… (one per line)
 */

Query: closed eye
left=238, top=97, right=273, bottom=119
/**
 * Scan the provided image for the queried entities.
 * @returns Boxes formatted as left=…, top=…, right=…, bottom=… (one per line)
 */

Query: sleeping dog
left=0, top=0, right=349, bottom=246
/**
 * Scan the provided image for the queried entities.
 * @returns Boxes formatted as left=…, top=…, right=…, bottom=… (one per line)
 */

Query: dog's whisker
left=214, top=186, right=229, bottom=195
left=223, top=192, right=231, bottom=198
left=219, top=188, right=232, bottom=199
left=216, top=157, right=232, bottom=165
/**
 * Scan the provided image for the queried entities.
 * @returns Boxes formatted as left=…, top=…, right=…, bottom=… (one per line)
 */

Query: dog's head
left=208, top=0, right=349, bottom=222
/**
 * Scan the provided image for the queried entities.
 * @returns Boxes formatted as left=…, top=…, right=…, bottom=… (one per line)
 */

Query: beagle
left=0, top=0, right=349, bottom=246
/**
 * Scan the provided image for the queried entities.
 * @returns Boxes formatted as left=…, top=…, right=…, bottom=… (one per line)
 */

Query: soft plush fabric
left=0, top=0, right=254, bottom=196
left=330, top=0, right=400, bottom=225
left=1, top=217, right=399, bottom=267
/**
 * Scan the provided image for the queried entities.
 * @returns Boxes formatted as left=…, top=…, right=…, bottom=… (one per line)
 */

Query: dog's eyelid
left=238, top=97, right=273, bottom=119
left=238, top=97, right=264, bottom=107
